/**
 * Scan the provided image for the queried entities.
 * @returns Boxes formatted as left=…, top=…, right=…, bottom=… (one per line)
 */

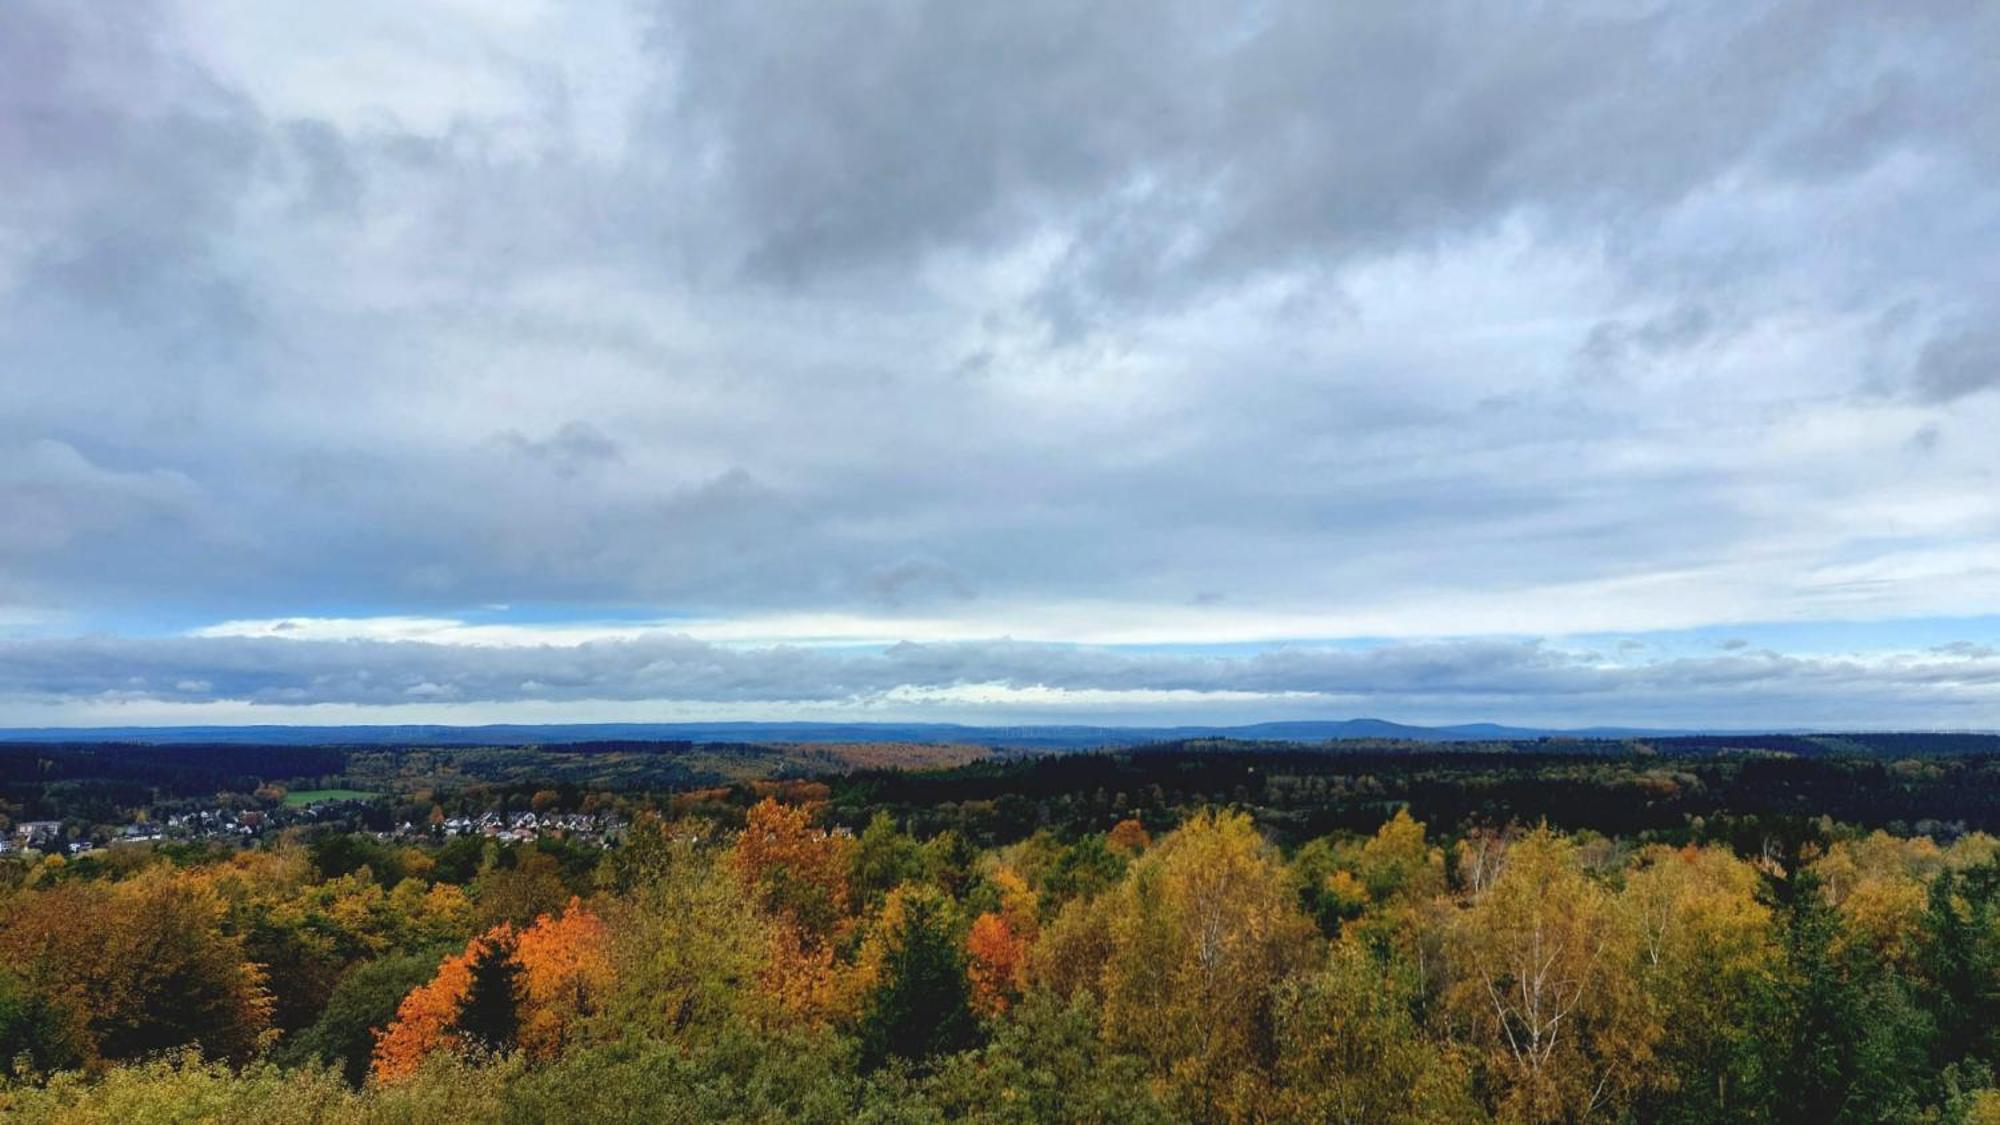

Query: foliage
left=280, top=948, right=448, bottom=1085
left=1272, top=942, right=1479, bottom=1123
left=858, top=884, right=978, bottom=1068
left=0, top=867, right=272, bottom=1066
left=453, top=930, right=524, bottom=1055
left=7, top=747, right=2000, bottom=1124
left=1098, top=809, right=1317, bottom=1119
left=371, top=900, right=611, bottom=1079
left=1445, top=826, right=1661, bottom=1121
left=370, top=935, right=480, bottom=1081
left=0, top=968, right=87, bottom=1079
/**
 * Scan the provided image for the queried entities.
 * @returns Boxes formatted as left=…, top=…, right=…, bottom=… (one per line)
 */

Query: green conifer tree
left=453, top=933, right=523, bottom=1055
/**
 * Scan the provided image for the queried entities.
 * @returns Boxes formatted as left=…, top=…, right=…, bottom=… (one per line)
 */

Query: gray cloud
left=4, top=1, right=2000, bottom=723
left=648, top=1, right=1998, bottom=309
left=494, top=422, right=625, bottom=478
left=2, top=633, right=1999, bottom=729
left=1911, top=321, right=2000, bottom=403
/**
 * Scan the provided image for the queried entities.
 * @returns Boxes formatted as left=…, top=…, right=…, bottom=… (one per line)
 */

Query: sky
left=3, top=0, right=2000, bottom=730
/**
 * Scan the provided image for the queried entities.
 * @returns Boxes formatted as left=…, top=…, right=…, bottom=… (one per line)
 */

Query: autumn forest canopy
left=3, top=736, right=2000, bottom=1122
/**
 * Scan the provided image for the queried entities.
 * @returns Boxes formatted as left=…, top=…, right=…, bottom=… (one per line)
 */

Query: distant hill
left=0, top=717, right=1711, bottom=750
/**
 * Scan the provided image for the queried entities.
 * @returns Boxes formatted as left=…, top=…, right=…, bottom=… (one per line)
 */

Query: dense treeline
left=0, top=743, right=350, bottom=821
left=831, top=746, right=2000, bottom=847
left=5, top=785, right=2000, bottom=1122
left=0, top=739, right=996, bottom=827
left=13, top=736, right=2000, bottom=842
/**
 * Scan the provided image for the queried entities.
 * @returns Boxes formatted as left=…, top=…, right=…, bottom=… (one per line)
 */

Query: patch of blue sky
left=1094, top=617, right=2000, bottom=663
left=456, top=603, right=687, bottom=626
left=1553, top=616, right=2000, bottom=660
left=1099, top=637, right=1391, bottom=658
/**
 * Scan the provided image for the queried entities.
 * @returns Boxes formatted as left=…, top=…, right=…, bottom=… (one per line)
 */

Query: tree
left=1359, top=808, right=1445, bottom=902
left=372, top=941, right=479, bottom=1081
left=858, top=884, right=977, bottom=1068
left=1029, top=891, right=1116, bottom=1001
left=732, top=797, right=854, bottom=940
left=453, top=930, right=523, bottom=1055
left=1772, top=863, right=1938, bottom=1123
left=1107, top=818, right=1151, bottom=854
left=966, top=866, right=1039, bottom=1016
left=965, top=912, right=1031, bottom=1018
left=0, top=869, right=272, bottom=1066
left=282, top=949, right=448, bottom=1085
left=371, top=903, right=612, bottom=1080
left=1043, top=833, right=1130, bottom=903
left=732, top=798, right=859, bottom=1027
left=1293, top=836, right=1371, bottom=937
left=309, top=834, right=410, bottom=885
left=851, top=812, right=923, bottom=910
left=1445, top=826, right=1660, bottom=1122
left=513, top=898, right=612, bottom=1059
left=1619, top=844, right=1784, bottom=1123
left=0, top=1052, right=358, bottom=1123
left=1272, top=942, right=1479, bottom=1123
left=918, top=829, right=979, bottom=898
left=596, top=839, right=768, bottom=1041
left=914, top=991, right=1175, bottom=1124
left=1917, top=867, right=2000, bottom=1070
left=0, top=967, right=87, bottom=1079
left=473, top=851, right=571, bottom=929
left=1098, top=809, right=1318, bottom=1119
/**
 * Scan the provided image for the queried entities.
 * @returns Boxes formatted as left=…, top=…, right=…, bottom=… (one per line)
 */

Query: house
left=14, top=820, right=61, bottom=847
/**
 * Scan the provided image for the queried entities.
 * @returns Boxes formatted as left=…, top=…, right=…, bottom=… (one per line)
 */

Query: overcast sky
left=4, top=0, right=2000, bottom=729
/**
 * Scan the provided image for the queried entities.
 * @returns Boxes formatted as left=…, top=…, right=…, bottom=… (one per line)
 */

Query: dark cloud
left=494, top=422, right=624, bottom=478
left=865, top=556, right=976, bottom=608
left=1911, top=321, right=2000, bottom=403
left=0, top=1, right=263, bottom=327
left=648, top=0, right=1998, bottom=310
left=1577, top=302, right=1723, bottom=380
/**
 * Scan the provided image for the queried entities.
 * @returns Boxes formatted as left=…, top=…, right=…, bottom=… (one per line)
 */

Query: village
left=0, top=801, right=628, bottom=860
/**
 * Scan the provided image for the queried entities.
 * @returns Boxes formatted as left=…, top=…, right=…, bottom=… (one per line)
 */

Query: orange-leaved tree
left=965, top=866, right=1039, bottom=1015
left=371, top=899, right=614, bottom=1080
left=1107, top=818, right=1151, bottom=854
left=369, top=930, right=488, bottom=1081
left=731, top=797, right=857, bottom=1025
left=515, top=897, right=614, bottom=1059
left=732, top=797, right=854, bottom=937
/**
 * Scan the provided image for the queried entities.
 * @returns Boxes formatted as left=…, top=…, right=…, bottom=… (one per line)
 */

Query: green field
left=281, top=788, right=378, bottom=807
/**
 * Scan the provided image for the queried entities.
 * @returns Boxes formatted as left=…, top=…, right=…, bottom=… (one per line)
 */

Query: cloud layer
left=5, top=631, right=2000, bottom=730
left=4, top=1, right=1999, bottom=724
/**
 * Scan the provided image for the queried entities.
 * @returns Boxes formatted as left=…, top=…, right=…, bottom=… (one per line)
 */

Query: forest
left=2, top=739, right=2000, bottom=1122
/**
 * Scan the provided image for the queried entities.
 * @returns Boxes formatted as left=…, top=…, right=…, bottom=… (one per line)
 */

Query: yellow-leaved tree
left=1445, top=826, right=1661, bottom=1122
left=1272, top=940, right=1481, bottom=1124
left=1099, top=809, right=1318, bottom=1120
left=1619, top=843, right=1781, bottom=1118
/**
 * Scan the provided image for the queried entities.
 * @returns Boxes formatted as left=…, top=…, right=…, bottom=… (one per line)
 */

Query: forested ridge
left=3, top=741, right=2000, bottom=1121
